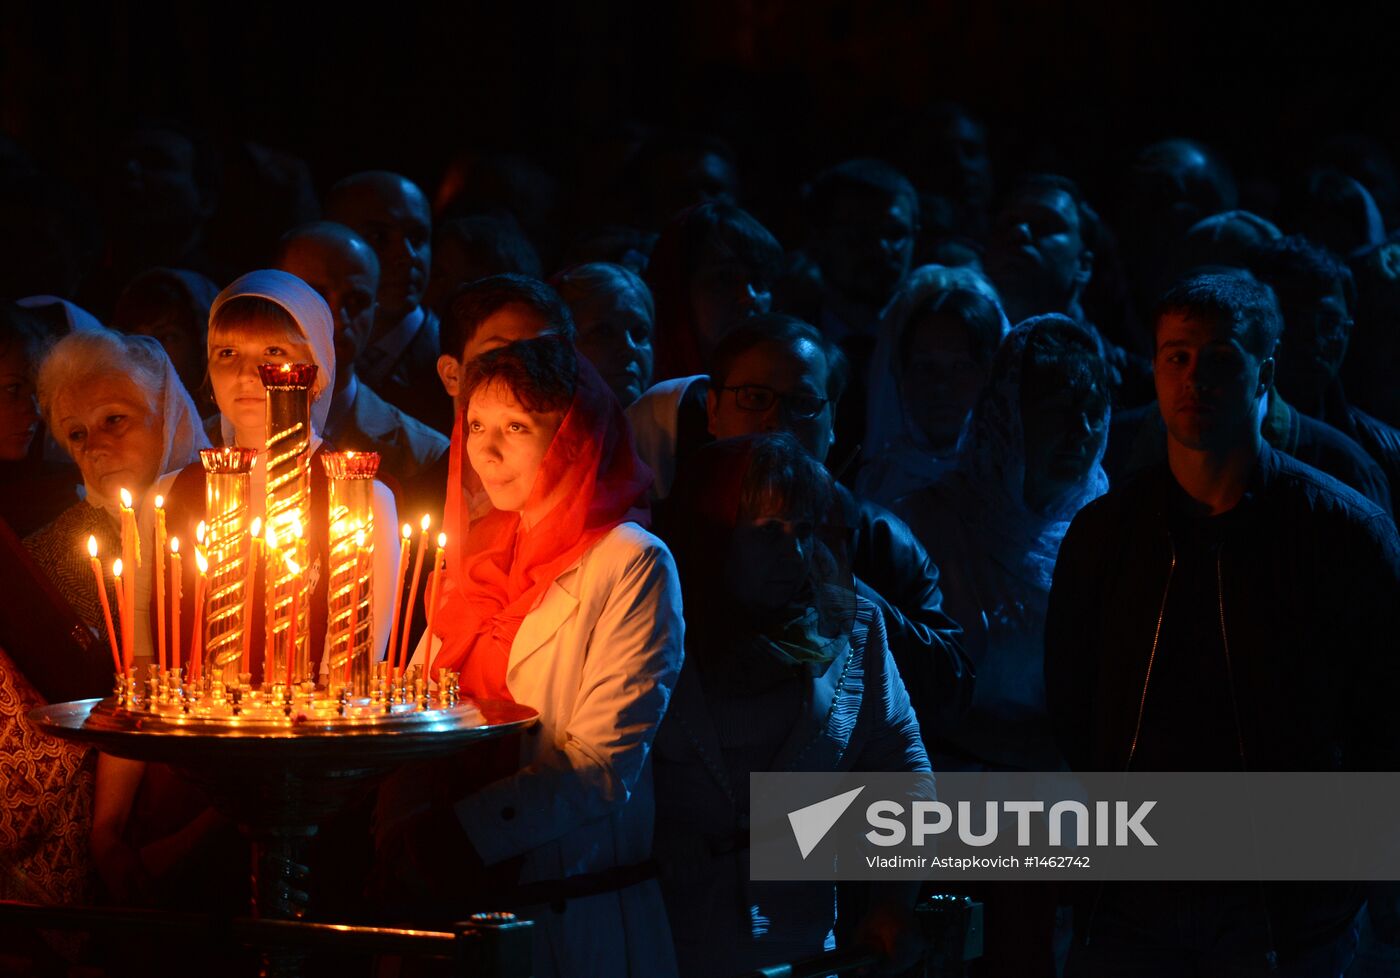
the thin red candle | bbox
[86,537,122,675]
[424,532,447,685]
[111,558,130,677]
[189,550,209,685]
[169,538,182,676]
[397,514,431,672]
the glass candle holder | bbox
[201,447,257,687]
[321,452,379,696]
[259,363,317,687]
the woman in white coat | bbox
[378,335,684,978]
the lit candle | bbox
[386,523,411,670]
[154,496,167,674]
[190,549,209,685]
[284,554,301,688]
[424,532,447,686]
[112,558,130,676]
[86,536,122,675]
[243,516,263,677]
[169,538,182,676]
[397,514,431,672]
[118,488,137,673]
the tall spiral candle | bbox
[259,362,317,687]
[321,451,379,696]
[201,447,257,687]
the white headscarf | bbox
[210,269,336,445]
[859,264,1012,504]
[38,330,209,503]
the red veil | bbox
[432,354,652,699]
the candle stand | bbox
[31,682,537,978]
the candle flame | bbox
[401,522,411,540]
[154,495,164,510]
[285,555,301,575]
[119,487,132,508]
[196,520,206,544]
[170,536,180,554]
[250,515,263,537]
[87,535,98,558]
[195,550,209,574]
[355,529,367,548]
[437,532,447,548]
[420,513,431,532]
[112,558,123,578]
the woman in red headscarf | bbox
[377,335,684,978]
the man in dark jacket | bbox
[628,312,974,742]
[1046,273,1400,976]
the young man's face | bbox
[436,303,553,414]
[1154,311,1272,454]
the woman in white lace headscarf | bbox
[892,314,1109,772]
[858,264,1009,505]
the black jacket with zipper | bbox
[1044,443,1400,951]
[1045,442,1399,775]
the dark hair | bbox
[209,295,299,337]
[435,214,542,281]
[1155,272,1284,359]
[1014,314,1111,401]
[804,158,919,231]
[0,301,49,364]
[441,274,576,363]
[707,313,850,404]
[735,431,835,526]
[649,202,783,287]
[112,271,207,339]
[1006,173,1098,249]
[1250,234,1357,317]
[900,288,1004,367]
[459,334,578,415]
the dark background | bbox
[2,1,1393,236]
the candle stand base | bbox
[31,695,538,978]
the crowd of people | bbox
[1,105,1399,978]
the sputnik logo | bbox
[788,787,864,859]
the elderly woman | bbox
[20,329,211,927]
[25,329,208,668]
[552,261,656,406]
[379,335,682,977]
[651,432,928,977]
[859,264,1010,505]
[893,315,1109,774]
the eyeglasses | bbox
[718,384,831,419]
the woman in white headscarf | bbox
[26,329,208,668]
[892,314,1109,773]
[858,264,1010,505]
[152,269,399,673]
[86,271,400,922]
[20,329,210,926]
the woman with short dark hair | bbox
[652,432,928,977]
[377,334,684,978]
